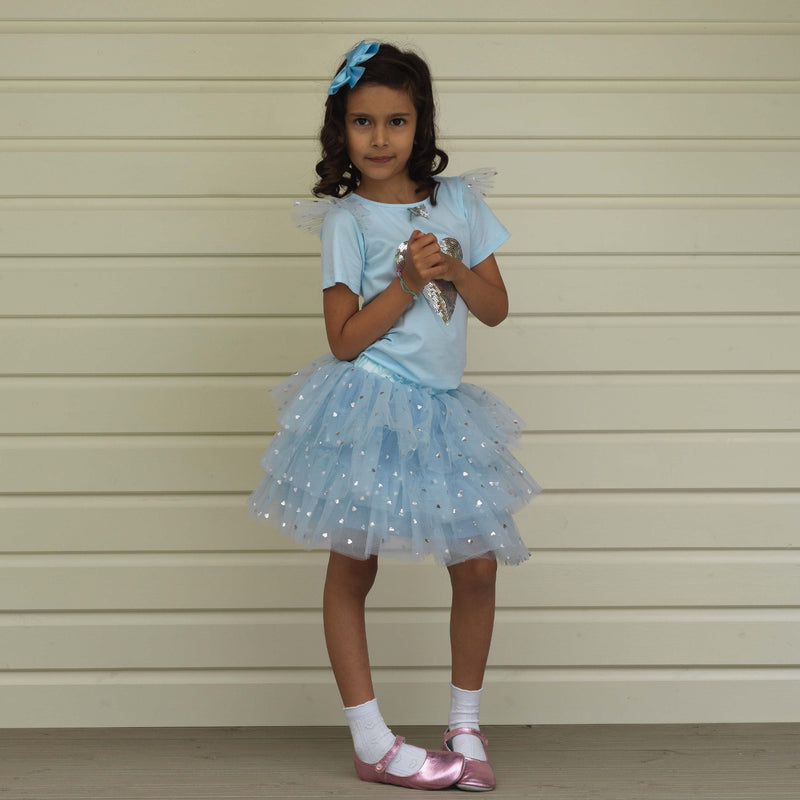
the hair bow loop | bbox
[328,41,380,95]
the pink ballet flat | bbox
[442,727,496,791]
[353,734,465,790]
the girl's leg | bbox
[322,550,378,707]
[445,555,497,764]
[447,555,497,689]
[324,549,431,778]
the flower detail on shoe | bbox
[443,727,496,791]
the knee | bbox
[448,555,497,594]
[327,551,379,598]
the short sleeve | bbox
[458,180,511,268]
[320,204,365,296]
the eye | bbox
[352,117,370,127]
[389,118,406,127]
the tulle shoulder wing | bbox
[290,194,371,236]
[458,167,499,198]
[290,197,335,235]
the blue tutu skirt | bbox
[247,353,542,566]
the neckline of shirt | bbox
[350,193,431,209]
[350,176,448,209]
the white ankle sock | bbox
[448,682,487,761]
[343,697,427,777]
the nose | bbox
[371,124,388,148]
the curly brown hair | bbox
[313,42,449,205]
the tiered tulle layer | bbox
[247,354,542,566]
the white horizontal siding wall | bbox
[1,1,799,727]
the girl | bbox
[248,41,542,791]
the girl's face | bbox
[344,84,418,199]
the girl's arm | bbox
[323,233,508,360]
[401,230,508,327]
[323,230,446,361]
[323,279,413,362]
[419,248,508,327]
[448,253,508,327]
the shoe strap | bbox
[444,726,489,747]
[374,735,405,773]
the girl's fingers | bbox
[408,232,437,252]
[410,243,442,265]
[404,234,444,289]
[417,259,449,280]
[423,264,448,281]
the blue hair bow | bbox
[328,41,380,95]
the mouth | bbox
[366,156,394,164]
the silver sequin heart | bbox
[395,236,463,324]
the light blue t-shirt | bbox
[319,175,510,391]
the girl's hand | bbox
[435,251,469,284]
[402,230,451,293]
